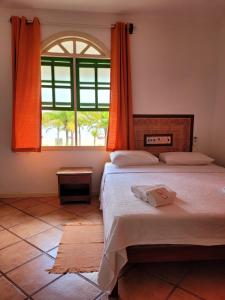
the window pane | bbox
[84,47,101,55]
[55,82,71,87]
[79,68,95,82]
[98,68,110,83]
[61,41,73,53]
[54,66,71,81]
[48,45,64,53]
[98,84,110,88]
[41,88,53,102]
[80,83,95,88]
[76,41,88,54]
[42,103,53,108]
[98,89,110,104]
[42,111,75,146]
[41,66,52,80]
[55,88,71,103]
[42,82,52,86]
[80,89,95,104]
[77,111,109,146]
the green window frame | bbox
[41,57,74,111]
[76,58,110,111]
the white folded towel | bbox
[131,184,176,207]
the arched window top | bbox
[42,31,110,59]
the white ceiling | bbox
[1,0,225,14]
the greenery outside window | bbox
[41,34,110,147]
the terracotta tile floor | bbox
[0,196,225,300]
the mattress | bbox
[98,162,225,292]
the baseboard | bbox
[0,191,99,199]
[0,193,57,198]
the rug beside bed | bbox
[49,222,104,274]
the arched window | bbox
[42,32,110,58]
[41,32,110,147]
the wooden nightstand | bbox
[56,167,93,204]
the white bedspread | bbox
[98,163,225,292]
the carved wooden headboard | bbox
[133,114,194,155]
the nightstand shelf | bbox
[56,167,93,204]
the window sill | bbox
[41,146,107,151]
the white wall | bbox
[0,8,222,196]
[210,19,225,166]
[128,14,220,152]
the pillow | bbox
[110,150,159,167]
[159,152,214,165]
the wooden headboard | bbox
[133,114,194,155]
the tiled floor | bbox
[0,197,225,300]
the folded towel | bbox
[131,184,176,207]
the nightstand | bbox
[56,167,93,204]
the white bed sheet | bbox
[98,163,225,292]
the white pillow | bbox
[159,152,214,165]
[110,150,159,167]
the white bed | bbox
[97,162,225,293]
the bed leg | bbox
[109,281,118,298]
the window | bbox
[76,59,110,111]
[41,57,74,110]
[41,33,110,147]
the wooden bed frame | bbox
[110,244,225,297]
[108,114,225,297]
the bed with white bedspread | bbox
[97,162,225,292]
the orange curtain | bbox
[11,16,41,152]
[106,22,135,151]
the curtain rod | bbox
[9,18,134,33]
[39,21,114,29]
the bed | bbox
[97,162,225,294]
[97,114,225,296]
